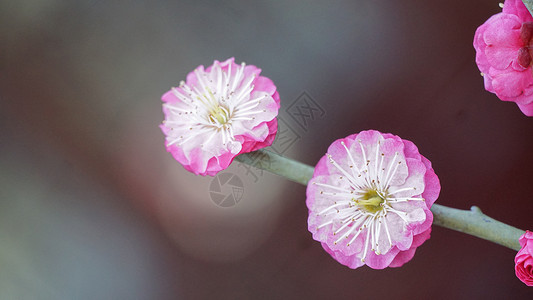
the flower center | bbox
[354,189,385,214]
[208,104,231,125]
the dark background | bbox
[1,0,533,299]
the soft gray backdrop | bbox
[1,0,533,299]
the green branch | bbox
[236,149,525,251]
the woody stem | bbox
[236,149,525,251]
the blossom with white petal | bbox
[306,130,440,269]
[160,58,280,176]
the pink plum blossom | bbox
[473,0,533,116]
[515,230,533,286]
[160,58,280,176]
[306,130,440,269]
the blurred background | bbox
[1,0,533,298]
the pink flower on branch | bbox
[473,0,533,116]
[306,130,440,269]
[515,230,533,286]
[160,58,280,176]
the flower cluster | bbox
[160,58,280,176]
[474,0,533,116]
[306,130,440,269]
[159,38,528,281]
[515,230,533,286]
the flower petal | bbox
[483,14,523,70]
[503,0,533,22]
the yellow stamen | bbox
[209,105,230,124]
[356,196,383,207]
[354,190,385,213]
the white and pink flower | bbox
[160,58,280,176]
[306,130,440,269]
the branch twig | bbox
[236,149,525,251]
